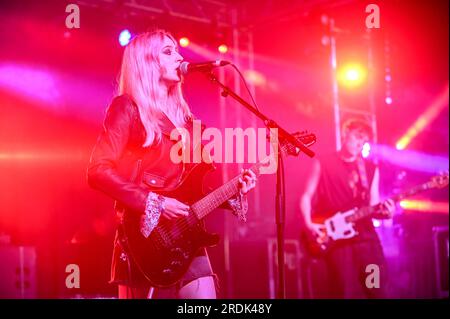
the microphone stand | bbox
[205,71,315,299]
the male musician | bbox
[299,118,395,298]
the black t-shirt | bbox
[312,152,379,242]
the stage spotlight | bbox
[395,141,404,150]
[179,37,190,47]
[218,44,228,54]
[338,64,367,88]
[346,69,359,81]
[400,200,449,213]
[362,142,371,158]
[370,144,448,173]
[119,29,132,46]
[243,70,267,87]
[385,96,392,104]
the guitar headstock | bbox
[282,131,317,156]
[428,171,449,189]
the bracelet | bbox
[228,192,248,222]
[140,192,165,238]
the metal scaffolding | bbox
[322,15,380,151]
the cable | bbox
[230,63,261,112]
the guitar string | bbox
[344,182,436,223]
[139,139,314,259]
[159,161,270,241]
[150,141,295,243]
[165,173,448,247]
[164,177,240,241]
[158,175,242,242]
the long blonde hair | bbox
[118,30,192,147]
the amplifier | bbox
[433,226,449,298]
[229,239,304,298]
[0,246,37,298]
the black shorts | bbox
[109,230,216,292]
[150,255,217,298]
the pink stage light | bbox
[385,96,392,104]
[0,63,61,105]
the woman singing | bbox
[87,30,257,299]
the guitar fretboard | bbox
[345,182,432,223]
[191,162,264,220]
[189,133,315,221]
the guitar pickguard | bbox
[324,209,358,241]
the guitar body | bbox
[119,131,319,287]
[301,171,449,258]
[300,230,328,258]
[121,162,220,287]
[300,209,358,258]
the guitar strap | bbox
[356,157,370,202]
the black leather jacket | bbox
[87,94,244,286]
[87,94,200,215]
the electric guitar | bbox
[302,172,449,257]
[121,131,316,287]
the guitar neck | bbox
[346,181,433,223]
[191,161,264,220]
[190,132,316,221]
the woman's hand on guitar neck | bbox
[238,168,257,195]
[161,197,190,221]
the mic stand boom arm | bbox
[207,72,315,157]
[206,71,315,299]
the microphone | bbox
[179,60,230,75]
